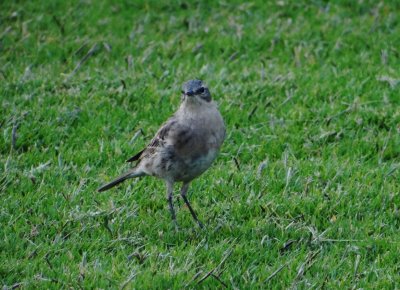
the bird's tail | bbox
[97,170,145,192]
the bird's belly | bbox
[149,149,218,182]
[178,150,218,181]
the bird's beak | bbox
[185,91,195,97]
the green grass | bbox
[1,0,400,288]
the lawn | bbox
[1,0,400,288]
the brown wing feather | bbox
[126,149,144,162]
[126,117,177,163]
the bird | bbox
[98,79,226,228]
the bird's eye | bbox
[181,90,185,94]
[197,87,205,94]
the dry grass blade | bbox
[290,249,321,289]
[120,271,138,290]
[233,157,241,171]
[197,249,233,285]
[264,262,289,283]
[67,43,100,81]
[11,120,19,150]
[211,273,228,288]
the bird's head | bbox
[181,79,211,104]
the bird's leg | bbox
[180,182,204,228]
[166,181,178,230]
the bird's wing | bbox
[126,116,179,162]
[126,150,144,162]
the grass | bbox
[1,0,400,288]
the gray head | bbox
[181,79,211,102]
